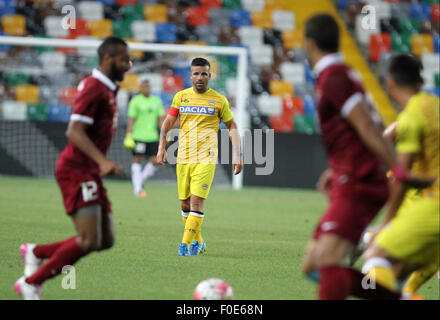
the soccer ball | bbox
[193,278,233,300]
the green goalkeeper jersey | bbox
[128,94,165,143]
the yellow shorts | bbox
[176,163,216,200]
[376,198,439,266]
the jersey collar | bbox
[313,53,344,78]
[92,68,117,91]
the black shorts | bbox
[132,141,159,157]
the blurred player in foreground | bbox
[301,14,433,300]
[14,36,131,299]
[124,78,165,197]
[156,57,243,256]
[362,54,439,298]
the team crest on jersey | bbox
[179,106,215,115]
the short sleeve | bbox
[395,110,425,154]
[71,78,103,124]
[323,70,364,118]
[220,96,234,123]
[128,96,138,118]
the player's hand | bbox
[99,158,123,176]
[232,156,243,175]
[317,168,332,197]
[391,164,436,189]
[157,148,167,166]
[124,133,136,150]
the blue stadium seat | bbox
[425,88,440,97]
[337,0,359,10]
[229,9,251,28]
[156,23,177,43]
[305,64,315,85]
[304,95,317,115]
[410,3,431,21]
[96,0,116,5]
[173,65,191,88]
[0,32,11,51]
[159,92,173,108]
[48,104,71,122]
[0,0,15,16]
[434,35,440,53]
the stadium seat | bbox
[59,87,77,106]
[222,0,242,9]
[238,26,263,47]
[391,2,411,19]
[116,0,137,5]
[0,32,11,51]
[15,85,39,104]
[39,51,66,73]
[399,17,421,34]
[120,73,140,92]
[97,0,116,5]
[411,34,434,56]
[304,95,317,115]
[0,0,15,16]
[186,6,210,26]
[294,114,316,134]
[257,94,282,116]
[123,5,144,23]
[6,71,29,86]
[272,10,295,31]
[39,86,60,105]
[159,92,174,108]
[1,14,26,36]
[195,25,220,43]
[48,104,71,122]
[251,11,273,29]
[226,77,251,97]
[391,32,411,53]
[281,30,303,49]
[209,8,231,27]
[200,0,221,9]
[139,73,163,93]
[113,20,132,38]
[116,89,129,109]
[270,114,294,132]
[421,53,440,74]
[249,44,273,66]
[44,16,69,38]
[280,62,305,85]
[162,75,184,93]
[410,3,431,21]
[230,9,252,28]
[69,19,90,38]
[422,68,436,89]
[78,1,104,21]
[432,4,440,22]
[242,0,265,12]
[265,0,287,11]
[2,100,27,121]
[27,104,48,121]
[355,14,379,45]
[131,21,156,42]
[283,96,304,115]
[369,33,391,63]
[269,80,293,97]
[144,4,168,23]
[434,35,440,53]
[156,23,177,43]
[89,19,113,38]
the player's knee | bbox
[78,236,100,253]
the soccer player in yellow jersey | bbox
[156,57,243,256]
[362,54,439,298]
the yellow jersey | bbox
[396,91,439,201]
[170,87,234,164]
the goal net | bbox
[0,36,249,189]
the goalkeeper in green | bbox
[124,78,165,197]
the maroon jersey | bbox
[314,54,383,180]
[57,69,119,173]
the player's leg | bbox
[177,164,191,256]
[180,198,191,225]
[302,240,320,282]
[403,260,439,294]
[141,143,159,183]
[99,211,115,251]
[131,142,146,197]
[184,195,206,255]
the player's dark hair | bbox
[191,57,210,70]
[388,53,424,88]
[97,36,128,64]
[305,14,339,53]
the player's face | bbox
[190,65,211,93]
[140,82,150,96]
[110,45,131,82]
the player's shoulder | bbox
[77,76,105,95]
[207,88,229,104]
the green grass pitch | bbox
[0,175,438,300]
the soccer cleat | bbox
[199,241,207,255]
[190,241,201,256]
[401,293,425,300]
[20,243,42,278]
[136,190,147,198]
[14,276,42,300]
[178,243,190,256]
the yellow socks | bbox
[403,262,438,294]
[181,210,189,225]
[362,258,396,290]
[182,212,204,246]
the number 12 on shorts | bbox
[81,181,98,202]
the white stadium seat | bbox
[280,62,305,85]
[257,94,282,116]
[238,26,263,47]
[241,0,265,12]
[272,10,295,31]
[2,101,27,121]
[131,21,156,42]
[44,16,69,38]
[249,45,273,66]
[78,1,104,21]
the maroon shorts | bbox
[55,167,112,215]
[313,173,389,244]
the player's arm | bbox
[66,121,122,176]
[157,114,178,165]
[346,103,433,188]
[380,153,416,229]
[224,119,243,175]
[124,100,136,149]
